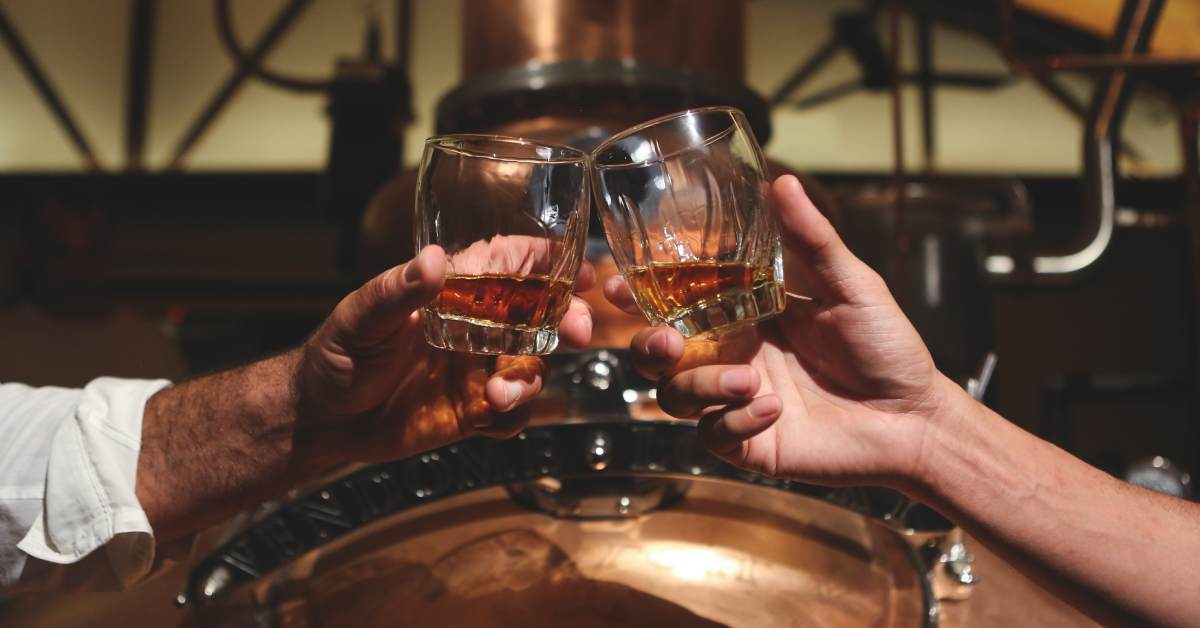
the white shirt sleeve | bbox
[0,377,170,590]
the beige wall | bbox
[0,0,1185,174]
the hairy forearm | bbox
[135,348,320,544]
[914,379,1200,627]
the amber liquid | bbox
[433,273,573,329]
[625,261,775,321]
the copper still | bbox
[439,0,768,148]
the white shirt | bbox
[0,377,168,590]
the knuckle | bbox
[657,378,699,417]
[373,267,400,301]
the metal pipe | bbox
[785,71,1010,110]
[769,37,843,106]
[395,0,412,70]
[214,0,330,93]
[1030,0,1161,276]
[994,0,1194,83]
[0,3,99,170]
[786,79,864,110]
[1182,101,1200,394]
[917,10,935,171]
[889,2,908,295]
[769,0,883,107]
[987,0,1164,278]
[1041,54,1200,72]
[125,0,156,171]
[1027,58,1145,162]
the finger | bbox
[574,260,596,293]
[484,356,546,414]
[476,357,544,439]
[658,365,760,418]
[698,394,782,457]
[603,274,642,315]
[673,326,761,373]
[333,245,446,344]
[772,175,887,305]
[628,327,685,380]
[558,296,593,349]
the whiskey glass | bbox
[416,135,590,355]
[591,107,785,338]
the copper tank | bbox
[437,0,768,148]
[460,0,745,81]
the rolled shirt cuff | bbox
[17,377,171,588]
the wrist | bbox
[290,345,354,472]
[905,373,1045,521]
[902,373,986,497]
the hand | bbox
[607,175,964,488]
[296,244,594,465]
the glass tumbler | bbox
[591,107,785,338]
[416,135,590,355]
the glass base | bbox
[423,310,559,355]
[665,281,786,338]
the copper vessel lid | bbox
[181,419,941,627]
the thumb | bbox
[331,245,446,344]
[773,175,885,305]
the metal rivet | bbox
[200,565,231,600]
[587,431,612,470]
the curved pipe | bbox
[1029,82,1119,275]
[987,0,1163,280]
[214,0,332,93]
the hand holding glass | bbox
[592,107,786,338]
[416,135,590,355]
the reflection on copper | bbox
[644,544,747,581]
[227,482,929,628]
[462,0,745,81]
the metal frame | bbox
[167,0,318,169]
[0,3,99,170]
[213,0,330,93]
[124,0,157,171]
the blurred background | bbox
[0,0,1196,486]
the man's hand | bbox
[296,243,595,465]
[138,244,592,544]
[606,175,962,488]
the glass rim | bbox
[424,133,589,164]
[591,106,747,170]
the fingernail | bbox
[402,250,426,286]
[719,368,754,396]
[647,331,670,356]
[581,312,593,337]
[782,174,803,193]
[746,395,781,419]
[502,380,524,410]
